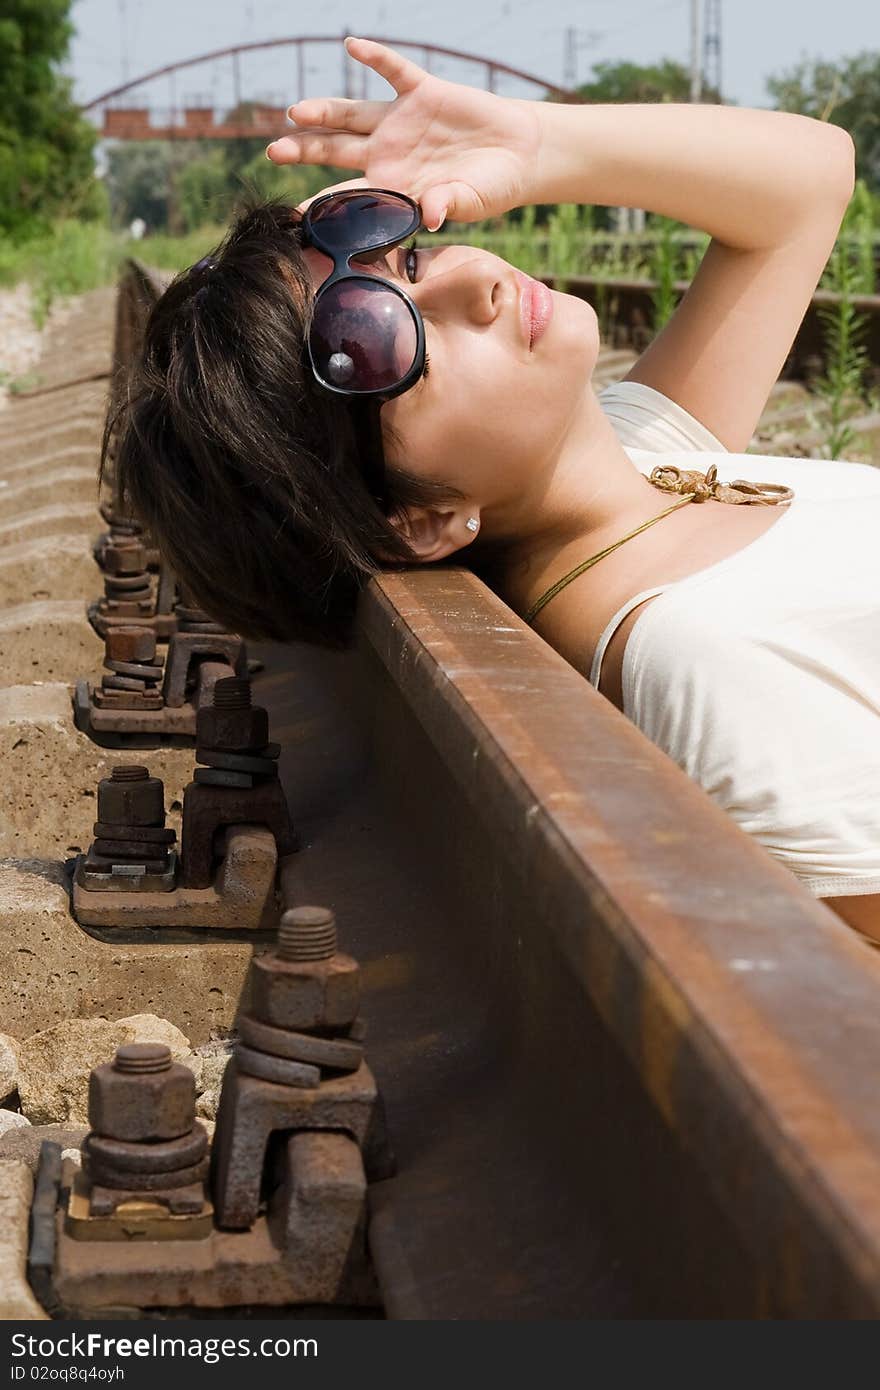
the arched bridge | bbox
[83,35,583,142]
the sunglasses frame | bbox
[300,188,427,403]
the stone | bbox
[194,1038,233,1095]
[0,857,255,1045]
[0,1033,20,1104]
[196,1090,218,1121]
[193,1037,233,1120]
[115,1015,200,1086]
[0,1161,48,1319]
[0,600,100,685]
[0,500,98,548]
[0,1125,88,1173]
[18,1014,199,1125]
[0,466,97,523]
[0,684,191,861]
[0,370,105,429]
[0,1111,30,1135]
[0,435,103,478]
[0,535,96,610]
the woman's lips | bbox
[529,280,553,347]
[514,271,553,350]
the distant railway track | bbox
[544,272,880,387]
[0,262,879,1318]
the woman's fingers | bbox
[343,35,425,96]
[267,131,369,168]
[287,97,388,135]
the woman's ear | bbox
[387,505,468,564]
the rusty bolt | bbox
[278,906,337,961]
[196,677,268,752]
[104,626,157,665]
[104,542,147,576]
[88,1044,195,1142]
[96,765,165,827]
[248,907,360,1031]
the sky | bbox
[67,0,878,116]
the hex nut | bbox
[88,1061,196,1142]
[248,950,360,1031]
[104,543,147,576]
[196,704,269,752]
[96,773,165,827]
[104,626,157,664]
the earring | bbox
[465,516,479,533]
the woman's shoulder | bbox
[598,379,727,453]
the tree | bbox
[0,0,100,237]
[105,142,184,232]
[574,58,723,105]
[175,148,231,234]
[766,51,880,192]
[105,133,353,235]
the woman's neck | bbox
[482,387,679,610]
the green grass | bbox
[0,221,227,328]
[121,225,227,274]
[0,221,122,327]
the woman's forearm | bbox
[523,102,855,250]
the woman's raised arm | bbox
[535,101,854,450]
[532,100,854,251]
[269,36,853,248]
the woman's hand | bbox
[266,36,543,231]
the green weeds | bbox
[545,204,593,292]
[647,215,679,332]
[0,221,122,326]
[813,179,876,459]
[0,220,227,327]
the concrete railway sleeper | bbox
[0,263,879,1318]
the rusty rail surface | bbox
[111,259,170,402]
[326,574,880,1318]
[109,262,880,1319]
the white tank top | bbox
[595,380,880,900]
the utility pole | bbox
[342,26,354,99]
[563,27,604,91]
[703,0,723,102]
[689,0,703,102]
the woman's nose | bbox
[411,257,503,328]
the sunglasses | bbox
[298,188,427,506]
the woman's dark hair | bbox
[103,197,466,649]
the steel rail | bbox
[346,568,880,1318]
[111,262,880,1317]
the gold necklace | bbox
[524,464,795,627]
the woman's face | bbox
[300,240,601,517]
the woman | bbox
[113,37,880,936]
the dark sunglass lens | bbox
[309,192,416,254]
[310,279,418,392]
